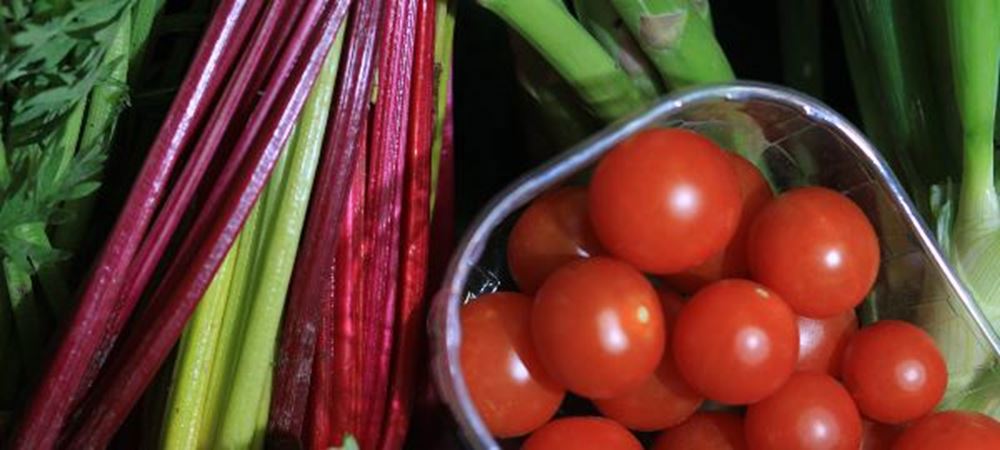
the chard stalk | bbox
[478,0,648,120]
[608,0,734,88]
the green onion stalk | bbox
[479,0,770,166]
[159,34,343,449]
[839,0,1000,415]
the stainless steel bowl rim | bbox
[429,81,1000,449]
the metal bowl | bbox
[429,82,1000,449]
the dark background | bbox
[452,0,859,233]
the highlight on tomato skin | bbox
[796,310,859,377]
[520,416,643,450]
[745,372,862,450]
[651,411,747,450]
[892,411,1000,450]
[506,186,604,294]
[747,186,880,318]
[532,257,666,399]
[588,127,742,274]
[459,292,565,438]
[840,320,947,425]
[592,288,702,431]
[664,152,774,294]
[671,279,799,404]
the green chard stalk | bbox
[608,0,734,88]
[430,0,457,212]
[479,0,649,120]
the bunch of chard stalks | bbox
[0,0,165,429]
[837,0,1000,415]
[4,0,455,448]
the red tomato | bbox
[797,310,858,376]
[588,128,742,274]
[507,186,604,293]
[861,419,903,450]
[841,320,947,424]
[592,342,703,431]
[672,279,798,404]
[521,417,643,450]
[747,186,879,318]
[652,412,747,450]
[893,411,1000,450]
[665,152,773,293]
[532,257,665,398]
[745,372,862,450]
[460,292,565,437]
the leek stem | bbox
[949,0,1000,237]
[573,0,664,99]
[608,0,734,89]
[479,0,648,120]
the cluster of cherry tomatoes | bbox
[460,128,1000,449]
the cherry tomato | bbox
[797,310,858,377]
[893,411,1000,450]
[593,318,703,430]
[588,128,742,274]
[652,412,747,450]
[665,153,773,293]
[657,286,686,320]
[521,417,643,450]
[460,292,565,437]
[672,279,798,404]
[533,257,665,398]
[507,186,605,293]
[747,186,880,318]
[841,320,946,424]
[745,372,862,450]
[861,419,903,450]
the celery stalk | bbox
[160,249,237,449]
[214,35,342,447]
[479,0,648,120]
[608,0,734,88]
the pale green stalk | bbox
[430,0,456,212]
[250,370,272,450]
[194,205,265,447]
[213,35,342,447]
[608,0,734,88]
[479,0,648,120]
[573,0,663,99]
[160,249,237,449]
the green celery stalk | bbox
[193,205,265,447]
[160,249,238,449]
[430,0,457,212]
[608,0,734,88]
[479,0,648,120]
[573,0,664,99]
[213,35,342,447]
